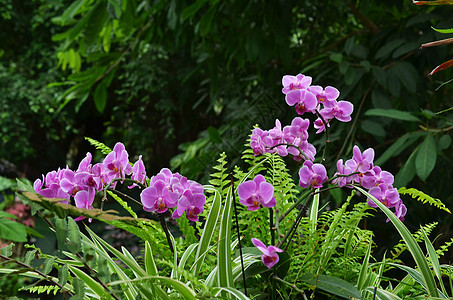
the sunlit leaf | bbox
[429,59,453,75]
[415,133,437,181]
[413,0,453,5]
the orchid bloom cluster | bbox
[33,142,206,223]
[333,146,407,220]
[140,168,206,222]
[243,74,407,267]
[282,74,353,133]
[33,143,145,221]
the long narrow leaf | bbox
[309,189,320,232]
[421,227,448,295]
[145,241,158,276]
[218,184,234,288]
[193,185,221,276]
[68,265,110,298]
[355,186,439,297]
[212,287,250,299]
[357,238,372,290]
[109,275,197,300]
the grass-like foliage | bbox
[399,187,451,214]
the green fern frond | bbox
[436,237,453,258]
[208,152,230,197]
[85,137,112,155]
[399,187,451,214]
[175,215,198,245]
[391,222,438,260]
[20,285,61,296]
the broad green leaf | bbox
[356,187,439,297]
[58,263,69,287]
[415,133,437,181]
[42,257,55,275]
[387,67,401,97]
[392,42,419,58]
[300,273,361,299]
[182,0,208,20]
[375,39,405,60]
[66,217,81,254]
[0,243,14,257]
[394,147,417,187]
[0,212,28,242]
[60,0,86,25]
[199,5,217,36]
[375,132,426,165]
[393,62,418,93]
[438,134,451,151]
[364,109,420,122]
[372,66,387,88]
[330,53,343,63]
[361,120,386,137]
[94,82,107,113]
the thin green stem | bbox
[314,109,330,162]
[107,188,143,207]
[0,254,73,296]
[273,275,309,300]
[230,173,247,296]
[268,143,310,161]
[275,189,311,225]
[158,215,175,256]
[277,194,312,250]
[270,207,275,246]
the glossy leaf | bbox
[415,133,437,181]
[431,26,453,34]
[429,58,453,75]
[413,0,453,5]
[300,273,361,299]
[94,83,107,113]
[394,147,418,187]
[356,186,439,298]
[364,108,420,122]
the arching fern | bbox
[398,187,451,214]
[84,137,112,155]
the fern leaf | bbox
[20,285,61,295]
[175,215,198,245]
[84,137,112,155]
[399,187,451,213]
[391,222,438,260]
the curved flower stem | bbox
[273,275,309,300]
[76,253,121,300]
[107,188,143,207]
[158,215,175,256]
[267,143,311,161]
[0,254,73,297]
[230,173,247,296]
[315,109,330,162]
[103,178,146,201]
[275,189,311,226]
[328,171,360,184]
[280,202,307,251]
